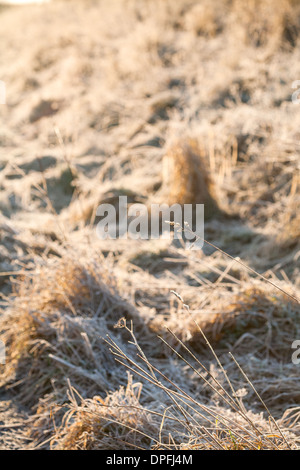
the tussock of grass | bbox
[148,285,300,360]
[232,0,300,50]
[277,200,300,250]
[219,288,300,358]
[161,139,221,219]
[184,1,223,38]
[51,320,300,450]
[51,376,159,450]
[0,251,147,406]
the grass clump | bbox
[148,284,300,361]
[0,251,147,407]
[232,0,300,50]
[51,375,160,450]
[51,319,299,450]
[184,1,223,38]
[161,139,221,220]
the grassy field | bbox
[0,0,299,450]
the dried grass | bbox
[1,0,300,451]
[184,1,223,38]
[161,139,221,219]
[232,0,300,50]
[148,285,300,360]
[51,375,161,450]
[0,251,148,406]
[277,186,300,250]
[51,318,300,450]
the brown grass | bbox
[0,0,300,451]
[184,1,223,38]
[51,376,160,450]
[148,285,300,360]
[232,0,300,50]
[160,139,221,219]
[51,318,300,450]
[0,251,148,406]
[277,176,300,249]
